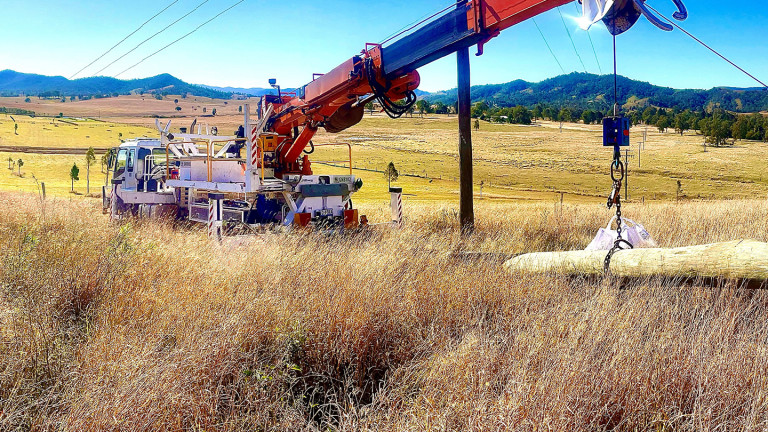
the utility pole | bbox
[624,148,633,200]
[457,44,474,233]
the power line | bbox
[69,0,178,79]
[115,0,245,78]
[532,18,565,74]
[586,30,602,74]
[572,0,602,74]
[646,3,767,89]
[93,0,211,76]
[557,7,587,73]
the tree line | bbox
[469,101,768,146]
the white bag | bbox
[585,216,657,251]
[579,0,615,30]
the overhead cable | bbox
[646,3,767,89]
[532,18,566,74]
[574,2,603,75]
[94,0,211,76]
[69,0,178,79]
[115,0,245,78]
[558,7,587,73]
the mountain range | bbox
[423,72,768,113]
[1,69,766,113]
[0,70,230,99]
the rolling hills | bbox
[0,70,230,99]
[423,72,768,113]
[3,69,767,113]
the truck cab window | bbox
[115,149,128,177]
[127,149,135,172]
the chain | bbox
[604,156,633,273]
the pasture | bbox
[2,96,768,207]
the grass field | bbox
[3,101,768,205]
[2,193,768,430]
[2,97,768,430]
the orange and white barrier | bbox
[390,187,403,227]
[207,193,224,241]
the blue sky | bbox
[1,0,766,92]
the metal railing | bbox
[165,138,245,182]
[310,142,353,175]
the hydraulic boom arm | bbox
[261,0,672,177]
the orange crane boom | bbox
[262,0,573,176]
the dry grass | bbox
[2,191,768,430]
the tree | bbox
[211,108,217,116]
[700,109,733,147]
[17,159,23,176]
[384,161,399,189]
[24,97,31,103]
[7,156,12,170]
[102,148,116,185]
[674,111,691,136]
[532,104,543,121]
[510,106,532,125]
[85,147,96,194]
[415,100,429,117]
[238,105,243,113]
[70,163,80,192]
[473,119,480,130]
[175,106,182,112]
[656,116,670,133]
[365,102,374,115]
[471,101,489,119]
[202,107,207,113]
[557,108,572,132]
[14,123,18,135]
[174,99,179,104]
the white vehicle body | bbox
[105,105,367,232]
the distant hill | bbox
[423,72,768,113]
[0,70,231,99]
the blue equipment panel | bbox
[603,116,630,147]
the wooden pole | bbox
[457,46,474,233]
[504,240,768,281]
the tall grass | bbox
[2,192,768,431]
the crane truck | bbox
[103,0,688,236]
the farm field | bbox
[2,95,768,206]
